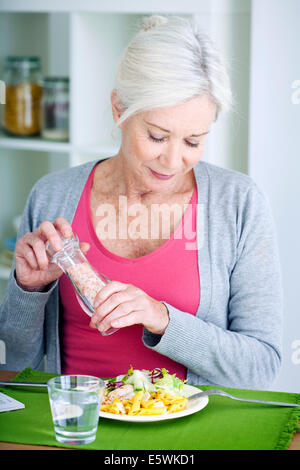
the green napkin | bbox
[0,367,299,450]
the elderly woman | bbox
[0,16,282,389]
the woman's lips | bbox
[149,168,175,180]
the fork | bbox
[188,388,300,407]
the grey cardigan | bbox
[0,159,283,389]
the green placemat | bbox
[0,368,300,450]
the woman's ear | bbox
[111,89,124,124]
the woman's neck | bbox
[94,154,195,203]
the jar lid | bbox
[45,234,79,263]
[44,77,69,82]
[43,77,69,90]
[5,56,41,69]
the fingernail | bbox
[55,241,62,251]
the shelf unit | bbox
[0,0,251,288]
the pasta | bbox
[101,390,187,416]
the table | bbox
[0,370,299,450]
[0,370,64,450]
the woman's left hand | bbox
[89,281,170,335]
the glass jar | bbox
[2,56,43,136]
[45,234,119,336]
[41,77,69,141]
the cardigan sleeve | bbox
[0,182,58,371]
[143,184,283,389]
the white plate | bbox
[99,384,208,422]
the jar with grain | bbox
[2,56,43,136]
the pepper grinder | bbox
[45,234,119,336]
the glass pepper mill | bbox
[45,234,119,336]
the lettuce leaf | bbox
[122,368,155,392]
[111,366,186,395]
[154,369,186,394]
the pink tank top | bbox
[59,161,200,380]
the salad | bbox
[101,366,188,416]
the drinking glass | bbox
[47,375,105,445]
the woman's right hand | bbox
[15,217,90,291]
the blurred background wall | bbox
[248,0,300,393]
[0,0,299,392]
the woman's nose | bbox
[159,143,183,173]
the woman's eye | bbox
[148,133,166,143]
[185,141,199,148]
[147,133,199,148]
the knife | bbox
[0,380,47,388]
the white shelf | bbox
[0,124,120,155]
[0,133,120,156]
[0,132,72,153]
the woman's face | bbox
[112,93,217,192]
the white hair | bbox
[112,15,232,131]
